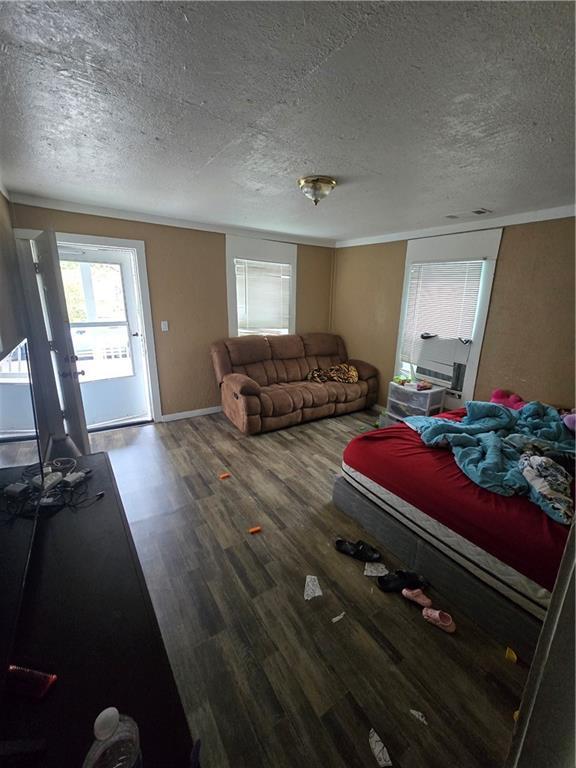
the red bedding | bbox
[343,410,569,592]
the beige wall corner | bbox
[295,244,334,333]
[330,241,407,405]
[475,217,575,407]
[11,204,228,415]
[0,194,24,357]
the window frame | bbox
[394,229,502,403]
[225,235,297,337]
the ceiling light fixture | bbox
[298,175,337,206]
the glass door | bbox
[57,244,152,429]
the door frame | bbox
[14,230,162,423]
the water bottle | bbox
[82,707,142,768]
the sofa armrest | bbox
[349,359,378,381]
[222,373,261,397]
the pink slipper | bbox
[401,588,432,608]
[422,607,456,633]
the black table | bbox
[1,452,192,766]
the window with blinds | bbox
[400,260,484,364]
[235,258,292,336]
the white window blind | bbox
[401,260,484,363]
[235,258,292,336]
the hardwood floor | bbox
[29,413,531,766]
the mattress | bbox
[342,416,570,618]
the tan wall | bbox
[11,204,333,414]
[330,218,575,408]
[330,241,407,404]
[295,244,334,333]
[0,193,24,357]
[11,203,573,413]
[475,218,575,407]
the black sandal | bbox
[335,538,382,562]
[377,569,430,593]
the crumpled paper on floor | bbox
[364,562,389,577]
[410,709,428,725]
[304,575,323,600]
[369,728,392,766]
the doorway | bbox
[57,241,154,429]
[14,230,162,436]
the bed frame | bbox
[333,474,543,662]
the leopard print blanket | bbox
[306,362,359,384]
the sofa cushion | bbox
[302,403,336,422]
[235,361,272,386]
[287,381,330,408]
[226,335,271,366]
[260,384,303,417]
[301,333,347,372]
[273,358,311,383]
[267,335,305,360]
[301,332,347,359]
[260,381,332,416]
[324,380,368,403]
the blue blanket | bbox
[406,401,574,516]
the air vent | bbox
[445,207,493,219]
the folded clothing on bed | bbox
[405,401,574,523]
[343,413,569,591]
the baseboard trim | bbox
[159,406,223,422]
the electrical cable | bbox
[51,457,77,474]
[3,457,103,522]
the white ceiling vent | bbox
[445,207,493,219]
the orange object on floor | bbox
[248,526,262,535]
[219,472,231,480]
[505,647,518,663]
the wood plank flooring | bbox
[18,412,529,766]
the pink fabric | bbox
[490,388,527,410]
[401,588,432,607]
[422,608,456,632]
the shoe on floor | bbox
[335,538,382,562]
[401,588,432,607]
[396,570,430,589]
[377,569,429,593]
[422,607,456,633]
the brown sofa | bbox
[210,332,378,435]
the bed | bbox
[333,410,570,660]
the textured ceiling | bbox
[0,1,574,241]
